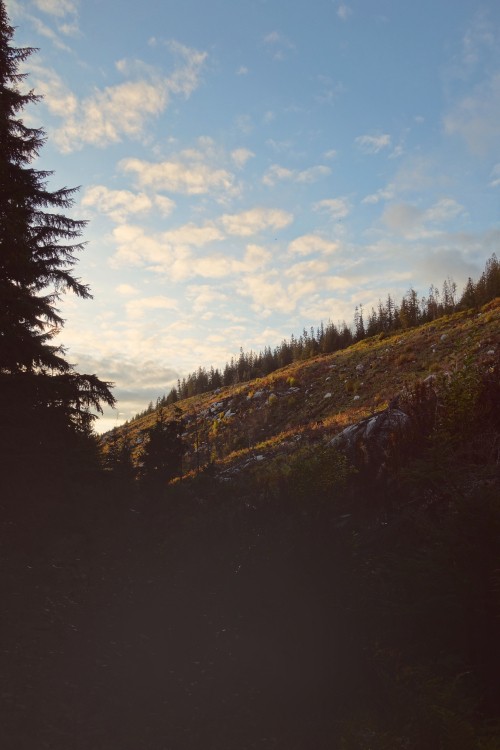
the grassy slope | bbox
[107,299,500,479]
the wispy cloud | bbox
[231,148,255,168]
[126,295,178,320]
[32,43,207,152]
[220,207,293,237]
[382,198,466,238]
[355,133,392,154]
[120,140,236,197]
[82,185,175,223]
[313,197,351,219]
[490,163,500,187]
[288,234,339,256]
[32,0,78,17]
[443,72,500,155]
[262,163,331,186]
[262,30,295,61]
[337,4,352,21]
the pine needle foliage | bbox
[0,1,114,484]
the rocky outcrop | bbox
[329,406,413,482]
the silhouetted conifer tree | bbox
[0,2,114,484]
[139,407,183,494]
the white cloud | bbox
[220,207,293,236]
[262,30,295,61]
[461,11,495,67]
[186,285,228,313]
[337,4,352,21]
[362,185,396,204]
[424,198,465,223]
[262,163,331,186]
[29,62,77,116]
[231,148,255,168]
[288,234,339,256]
[116,284,139,296]
[238,274,297,315]
[285,259,329,279]
[313,197,351,219]
[82,185,175,222]
[443,73,500,155]
[490,163,500,187]
[32,0,77,16]
[242,244,272,271]
[389,145,404,159]
[382,198,465,238]
[126,295,178,319]
[109,221,220,273]
[120,155,235,196]
[324,149,338,160]
[36,43,207,152]
[355,133,392,154]
[236,66,249,75]
[382,204,423,235]
[235,114,254,134]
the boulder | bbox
[329,406,412,482]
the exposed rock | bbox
[329,406,412,482]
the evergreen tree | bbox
[139,407,183,493]
[0,2,114,480]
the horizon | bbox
[6,0,500,432]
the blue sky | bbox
[6,0,500,431]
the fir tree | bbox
[0,2,114,479]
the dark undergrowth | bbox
[1,360,499,749]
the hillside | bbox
[104,298,500,481]
[3,302,499,750]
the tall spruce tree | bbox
[0,2,114,480]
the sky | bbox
[6,0,500,432]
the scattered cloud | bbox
[355,133,392,154]
[32,0,77,17]
[231,148,255,168]
[337,4,352,21]
[82,185,175,222]
[262,30,295,61]
[116,284,139,296]
[238,273,302,315]
[313,197,351,219]
[220,207,293,236]
[490,163,500,187]
[234,114,254,134]
[262,163,331,186]
[186,285,228,314]
[29,62,78,115]
[382,198,465,238]
[362,185,396,204]
[288,234,339,256]
[120,153,235,197]
[389,144,404,159]
[126,295,178,319]
[109,221,223,277]
[315,75,344,104]
[461,10,495,67]
[236,66,249,75]
[443,73,500,155]
[34,43,207,151]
